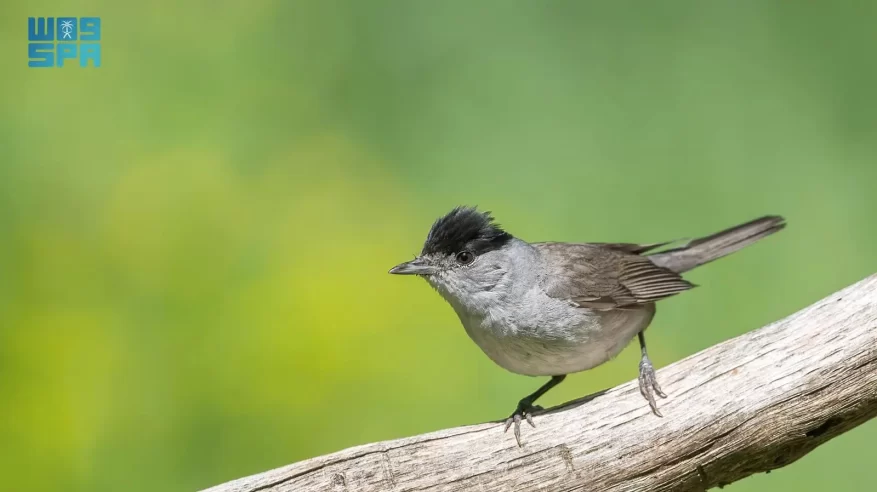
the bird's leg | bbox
[504,374,566,446]
[637,331,667,417]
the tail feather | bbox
[648,216,786,273]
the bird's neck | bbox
[431,240,538,320]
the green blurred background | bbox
[2,1,877,490]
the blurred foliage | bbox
[2,1,877,491]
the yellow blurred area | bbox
[2,1,877,491]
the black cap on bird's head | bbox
[389,206,513,276]
[421,206,512,255]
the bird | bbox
[389,206,785,445]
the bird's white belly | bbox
[456,302,655,376]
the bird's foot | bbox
[639,355,667,417]
[504,401,543,447]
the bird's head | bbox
[389,206,515,303]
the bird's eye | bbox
[455,251,475,265]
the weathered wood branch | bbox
[203,274,877,492]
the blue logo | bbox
[28,17,101,68]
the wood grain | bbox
[203,274,877,492]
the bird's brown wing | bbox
[534,242,695,310]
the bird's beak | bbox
[389,257,437,275]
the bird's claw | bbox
[504,402,542,447]
[639,355,667,417]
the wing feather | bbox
[535,242,695,310]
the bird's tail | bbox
[648,216,786,274]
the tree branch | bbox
[203,274,877,492]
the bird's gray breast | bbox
[454,290,655,376]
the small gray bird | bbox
[389,207,785,445]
